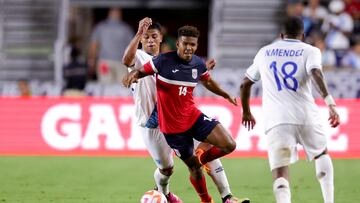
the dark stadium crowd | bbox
[287,0,360,70]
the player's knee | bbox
[223,140,236,154]
[159,166,174,177]
[189,167,203,179]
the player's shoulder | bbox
[136,49,148,56]
[192,54,205,64]
[154,51,176,61]
[301,42,321,54]
[135,49,152,60]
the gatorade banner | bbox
[0,97,358,158]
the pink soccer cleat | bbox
[223,195,250,203]
[166,192,183,203]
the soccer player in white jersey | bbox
[240,17,340,203]
[123,17,245,203]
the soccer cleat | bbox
[223,195,250,203]
[166,192,183,203]
[195,148,211,173]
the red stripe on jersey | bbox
[144,61,155,74]
[156,77,202,134]
[200,71,210,81]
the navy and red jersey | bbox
[143,51,210,134]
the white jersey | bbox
[130,49,157,127]
[246,39,323,131]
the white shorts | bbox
[141,127,174,169]
[266,124,327,170]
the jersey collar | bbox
[282,38,301,42]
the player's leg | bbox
[192,118,250,203]
[195,142,232,197]
[267,124,300,203]
[272,167,291,203]
[315,150,334,203]
[300,125,334,203]
[141,127,182,202]
[196,142,249,203]
[164,133,213,203]
[192,114,236,165]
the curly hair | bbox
[177,25,200,38]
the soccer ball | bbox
[140,190,167,203]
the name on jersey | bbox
[265,49,304,57]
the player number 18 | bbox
[269,61,298,91]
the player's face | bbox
[176,36,198,61]
[141,29,162,55]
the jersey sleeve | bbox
[305,47,322,74]
[143,54,161,75]
[134,50,152,70]
[199,62,210,81]
[245,50,261,82]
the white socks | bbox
[205,159,231,198]
[273,177,291,203]
[315,154,334,203]
[154,168,170,195]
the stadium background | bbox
[0,0,359,202]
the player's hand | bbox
[242,112,256,131]
[137,17,152,35]
[205,58,216,70]
[225,95,238,106]
[328,105,340,128]
[122,70,139,88]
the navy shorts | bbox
[163,113,219,160]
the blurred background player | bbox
[240,17,340,203]
[63,47,87,97]
[122,17,247,203]
[88,7,134,84]
[123,21,250,203]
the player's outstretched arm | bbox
[201,77,237,106]
[122,17,152,66]
[122,70,146,88]
[311,68,340,128]
[240,77,256,130]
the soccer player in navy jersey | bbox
[123,17,249,203]
[123,19,250,203]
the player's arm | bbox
[122,17,152,66]
[201,76,237,106]
[240,77,256,130]
[311,68,340,128]
[123,53,159,88]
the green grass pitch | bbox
[0,157,359,203]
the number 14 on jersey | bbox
[179,86,187,96]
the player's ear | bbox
[301,33,305,41]
[176,40,179,49]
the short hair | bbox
[177,25,200,38]
[148,22,162,32]
[283,17,304,37]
